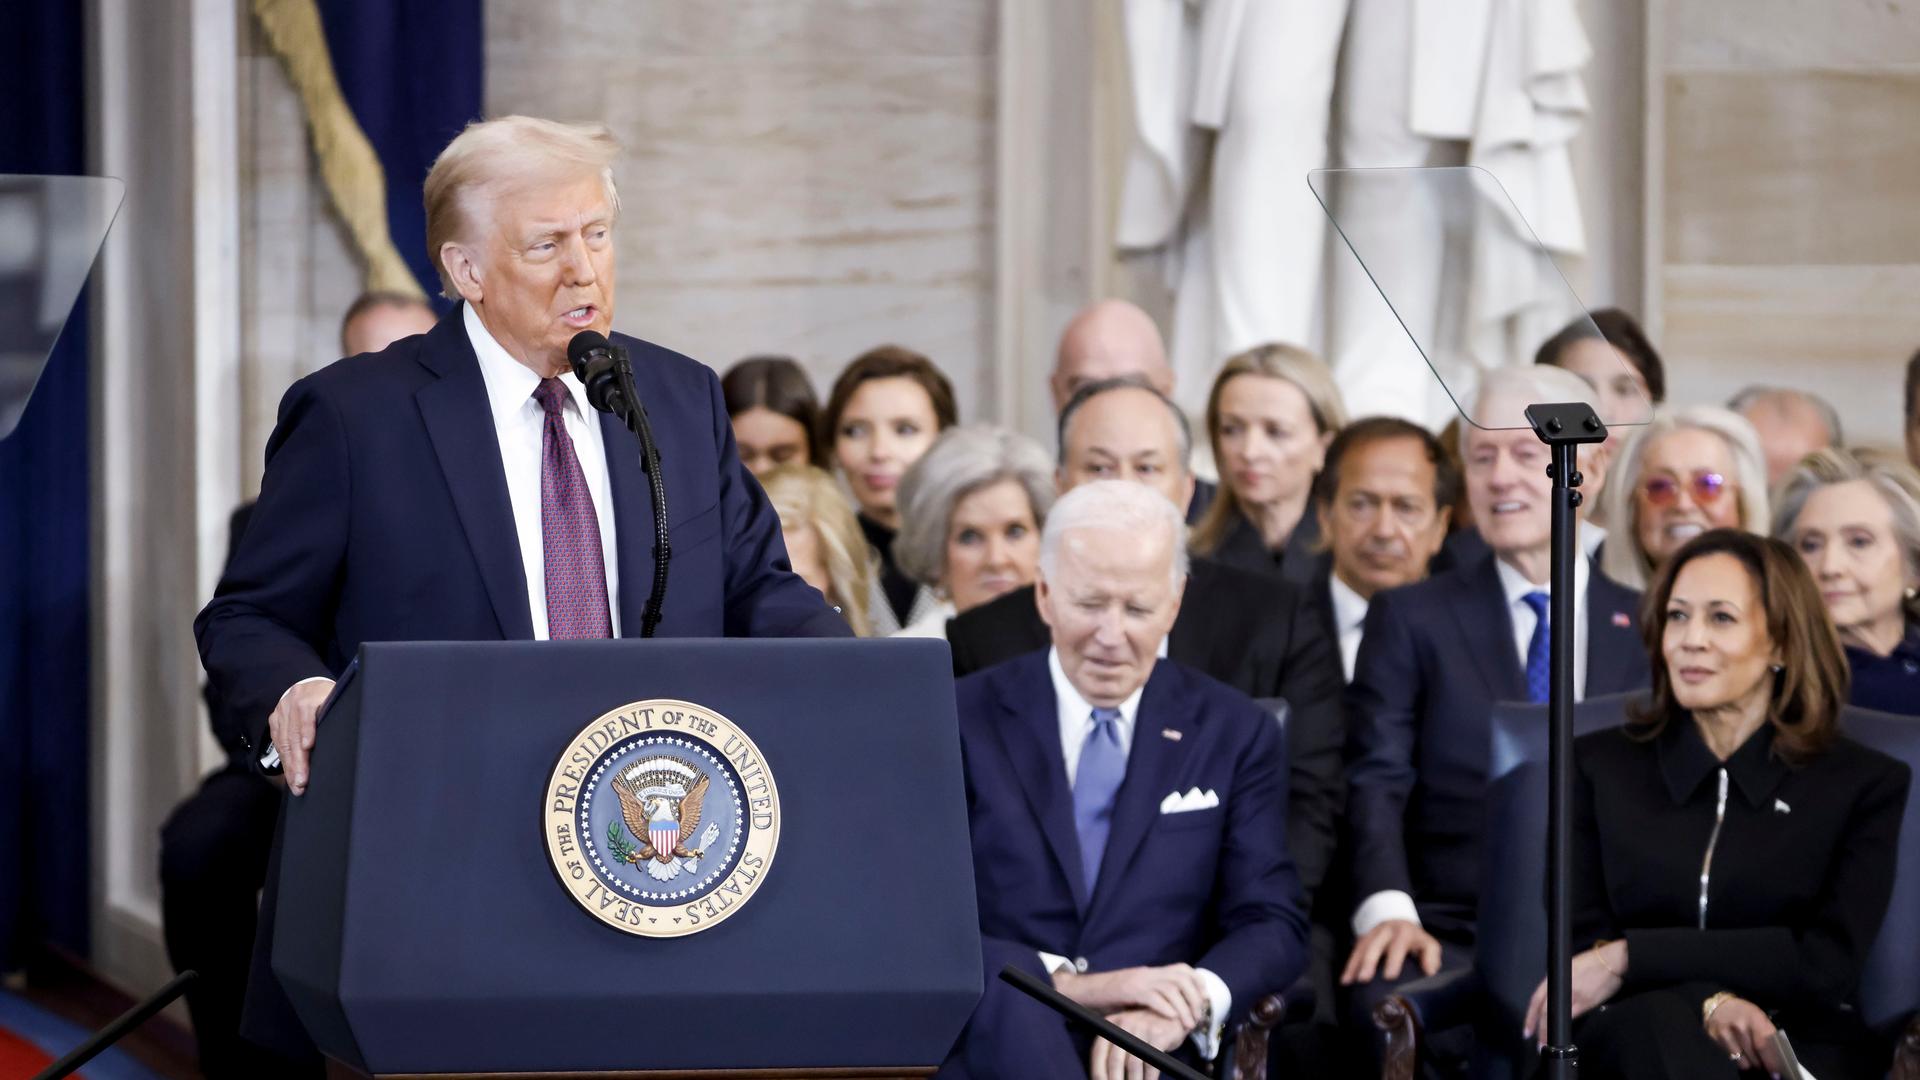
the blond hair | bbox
[1192,344,1349,556]
[1598,405,1771,590]
[422,116,622,298]
[759,464,876,636]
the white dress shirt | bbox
[1327,573,1371,683]
[1351,552,1594,937]
[1036,647,1232,1059]
[465,302,621,639]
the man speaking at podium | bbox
[193,115,847,1062]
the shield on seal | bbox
[650,815,679,860]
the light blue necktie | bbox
[1523,590,1552,704]
[1073,706,1129,893]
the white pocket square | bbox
[1159,787,1220,814]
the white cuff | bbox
[1188,966,1232,1061]
[1351,890,1422,938]
[1037,951,1074,976]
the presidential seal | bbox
[543,699,780,937]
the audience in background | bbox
[1190,344,1349,585]
[1534,307,1666,446]
[759,463,876,636]
[1906,349,1920,471]
[942,480,1307,1078]
[890,426,1055,639]
[946,376,1348,912]
[1532,530,1909,1079]
[822,345,957,634]
[1598,407,1769,591]
[338,290,438,357]
[1774,447,1920,716]
[1050,299,1217,524]
[1341,365,1649,1068]
[722,355,825,477]
[1729,385,1843,490]
[1310,417,1458,682]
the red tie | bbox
[532,378,612,638]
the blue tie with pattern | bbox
[1523,590,1552,704]
[1073,706,1128,893]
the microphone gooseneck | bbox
[566,330,670,638]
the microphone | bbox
[567,330,624,414]
[565,329,670,638]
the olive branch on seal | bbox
[606,819,637,863]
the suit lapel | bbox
[598,410,655,636]
[414,317,534,640]
[1450,554,1525,700]
[989,659,1090,913]
[1085,661,1193,921]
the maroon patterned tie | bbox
[533,378,612,638]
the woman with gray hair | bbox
[1597,406,1770,590]
[889,425,1056,639]
[1774,447,1920,715]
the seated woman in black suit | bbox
[1523,528,1912,1078]
[1774,447,1920,716]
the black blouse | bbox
[1204,508,1323,587]
[1571,718,1910,1015]
[858,513,918,627]
[1846,621,1920,717]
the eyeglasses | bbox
[1640,471,1732,507]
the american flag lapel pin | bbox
[1162,728,1182,741]
[1611,612,1631,628]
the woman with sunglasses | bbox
[1597,407,1771,590]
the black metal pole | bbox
[31,970,196,1080]
[1525,402,1604,1080]
[998,965,1211,1080]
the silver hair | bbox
[1038,479,1190,591]
[1056,376,1193,472]
[1727,384,1845,446]
[1773,447,1920,622]
[1597,404,1772,589]
[892,425,1056,589]
[1456,364,1602,457]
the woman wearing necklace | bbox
[1521,529,1910,1078]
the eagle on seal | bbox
[610,771,709,864]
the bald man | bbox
[1051,300,1216,522]
[1728,385,1841,488]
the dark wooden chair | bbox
[1374,699,1920,1079]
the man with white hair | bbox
[1338,364,1650,1061]
[194,116,847,1063]
[943,481,1306,1079]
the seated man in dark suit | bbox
[1339,366,1651,1045]
[944,480,1308,1078]
[160,292,437,1079]
[948,376,1345,909]
[194,117,847,1062]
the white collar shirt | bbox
[1327,573,1372,683]
[464,302,621,639]
[1493,550,1589,701]
[1049,647,1148,787]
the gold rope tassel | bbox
[250,0,426,298]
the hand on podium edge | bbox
[269,677,335,795]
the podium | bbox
[272,639,982,1077]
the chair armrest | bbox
[1226,992,1288,1080]
[1376,967,1477,1037]
[1893,1012,1920,1080]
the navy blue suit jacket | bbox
[195,307,847,760]
[1344,552,1648,942]
[956,653,1308,1040]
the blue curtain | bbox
[316,0,485,304]
[0,2,92,968]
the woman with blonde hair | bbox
[1190,344,1349,582]
[758,464,877,636]
[1597,406,1770,590]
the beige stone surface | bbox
[1663,69,1920,268]
[1660,263,1917,447]
[487,0,998,414]
[1663,0,1920,70]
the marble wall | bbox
[1649,0,1920,449]
[487,1,1000,420]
